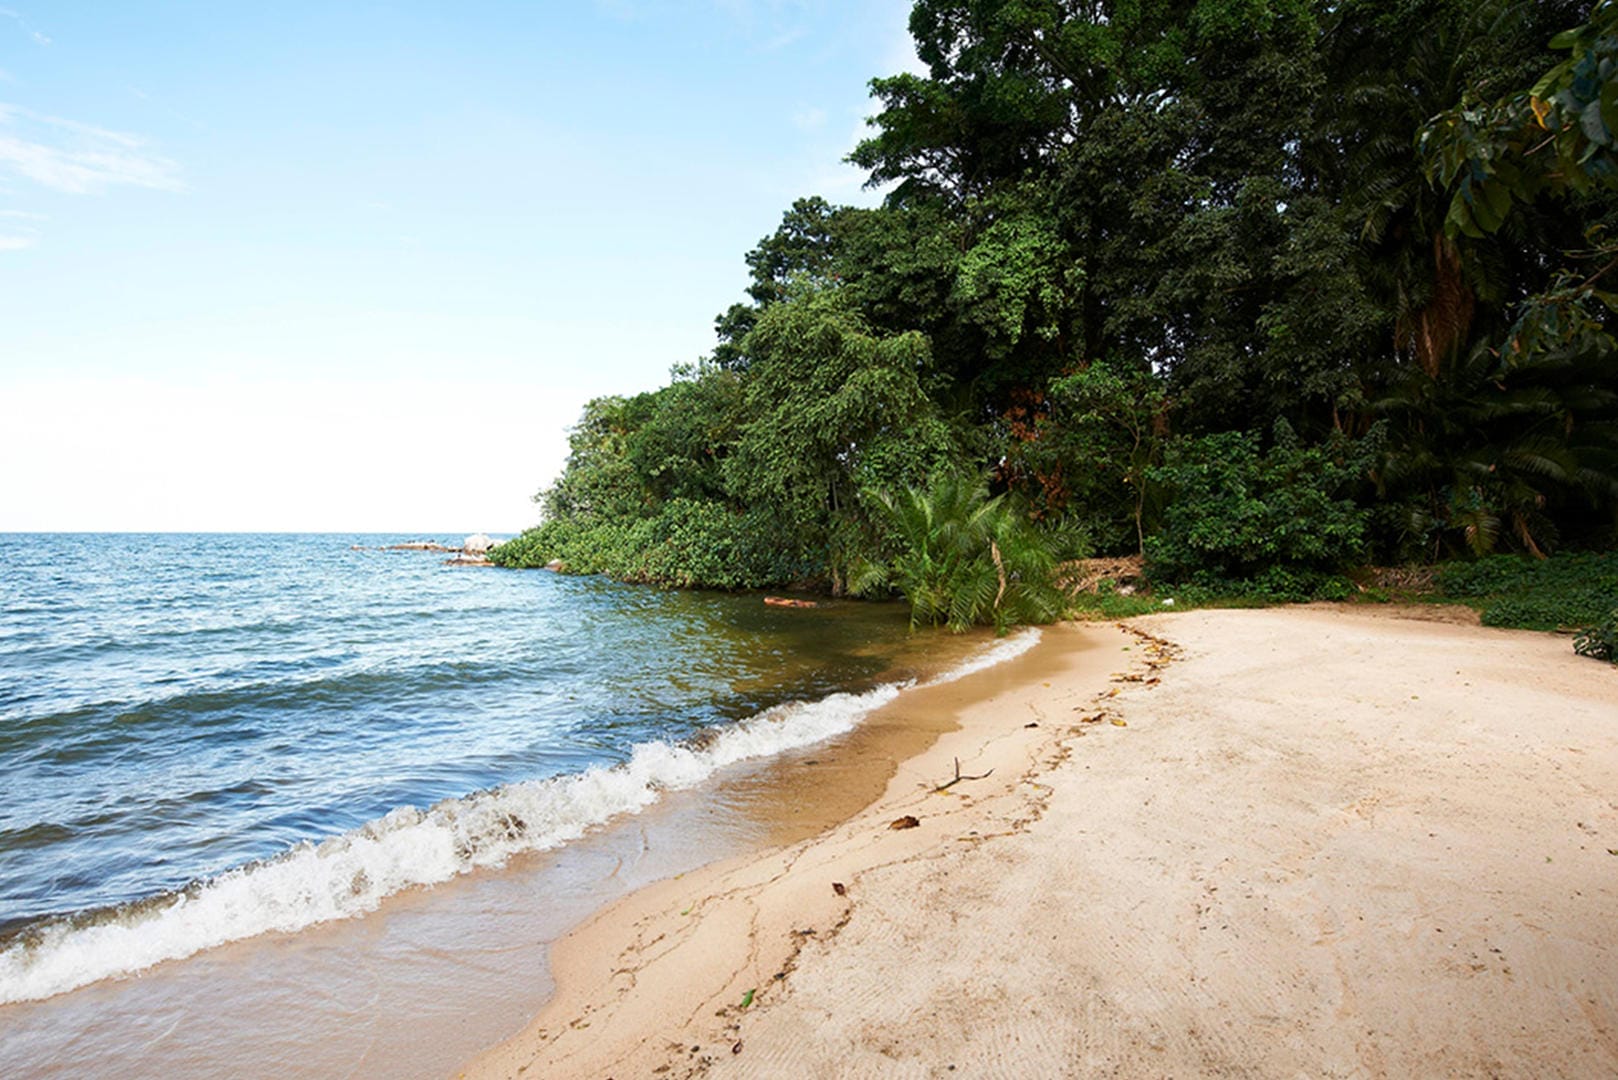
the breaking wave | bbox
[0,628,1038,1004]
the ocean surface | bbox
[0,533,1016,1013]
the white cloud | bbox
[0,6,49,46]
[0,104,183,194]
[0,205,41,248]
[711,0,753,21]
[760,26,807,52]
[792,106,827,131]
[805,0,925,206]
[591,0,642,22]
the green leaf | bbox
[740,989,756,1009]
[1482,177,1513,224]
[1533,59,1575,100]
[1471,185,1502,232]
[1601,79,1618,146]
[1581,98,1610,145]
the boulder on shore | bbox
[463,533,495,555]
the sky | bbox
[0,1,924,532]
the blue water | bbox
[0,533,926,1000]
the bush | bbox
[1171,569,1356,605]
[488,500,817,589]
[1145,420,1376,588]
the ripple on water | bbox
[0,533,932,983]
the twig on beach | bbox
[933,756,994,792]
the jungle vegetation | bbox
[494,0,1618,639]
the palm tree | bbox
[852,474,1067,633]
[1369,338,1618,558]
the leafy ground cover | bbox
[1437,552,1618,632]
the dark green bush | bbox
[488,500,816,589]
[1145,420,1376,588]
[1171,569,1356,605]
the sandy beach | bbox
[462,607,1618,1079]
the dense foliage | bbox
[500,0,1618,632]
[851,475,1070,631]
[1438,550,1618,628]
[1145,421,1379,593]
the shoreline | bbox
[0,609,1028,1079]
[462,606,1618,1078]
[460,620,1140,1077]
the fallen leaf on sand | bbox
[1110,718,1128,727]
[740,989,755,1009]
[732,1041,744,1055]
[890,815,921,830]
[832,882,847,896]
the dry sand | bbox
[462,608,1618,1079]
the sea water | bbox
[0,534,1034,1075]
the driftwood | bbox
[933,757,993,792]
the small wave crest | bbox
[924,626,1040,685]
[0,629,1038,1004]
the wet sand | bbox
[463,609,1618,1078]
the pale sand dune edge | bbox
[462,609,1618,1079]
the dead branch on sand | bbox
[933,757,994,792]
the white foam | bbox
[0,628,1040,1004]
[925,626,1041,684]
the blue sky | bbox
[0,1,920,531]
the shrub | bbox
[1145,420,1376,588]
[487,501,816,589]
[1170,569,1356,605]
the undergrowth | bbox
[1437,552,1618,632]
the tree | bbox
[1038,358,1169,555]
[1422,0,1618,239]
[724,282,960,591]
[1368,339,1618,559]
